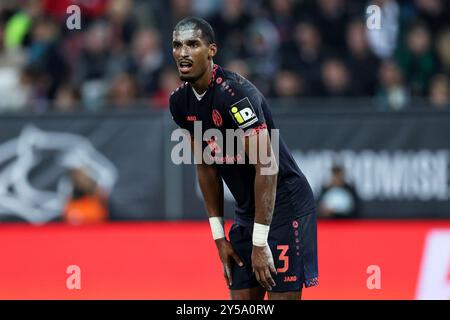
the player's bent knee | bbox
[267,290,302,300]
[230,287,266,300]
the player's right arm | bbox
[170,93,243,288]
[190,138,244,288]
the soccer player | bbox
[170,17,318,300]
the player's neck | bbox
[190,61,214,94]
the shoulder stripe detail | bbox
[170,82,188,96]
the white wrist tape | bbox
[209,217,225,240]
[252,223,270,246]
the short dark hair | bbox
[174,17,216,44]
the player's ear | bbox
[208,43,217,60]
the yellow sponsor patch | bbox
[229,97,258,129]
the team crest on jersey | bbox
[212,109,222,127]
[229,97,258,129]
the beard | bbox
[180,74,202,82]
[179,67,206,83]
[179,74,200,82]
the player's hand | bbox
[215,238,244,287]
[251,245,277,291]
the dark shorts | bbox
[228,211,319,292]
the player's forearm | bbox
[196,163,224,218]
[250,130,278,226]
[197,163,226,242]
[254,168,277,226]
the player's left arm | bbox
[243,128,279,291]
[225,84,279,291]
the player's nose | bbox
[180,45,189,57]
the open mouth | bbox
[179,60,193,74]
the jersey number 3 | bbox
[276,245,289,273]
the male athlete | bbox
[170,17,318,300]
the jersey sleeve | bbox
[169,92,187,130]
[224,81,267,132]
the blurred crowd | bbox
[0,0,449,113]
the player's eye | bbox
[173,43,181,49]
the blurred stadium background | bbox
[0,0,449,299]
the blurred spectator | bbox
[191,0,221,17]
[170,0,192,19]
[413,0,450,36]
[73,21,114,85]
[0,32,28,112]
[151,67,181,109]
[108,73,140,109]
[320,58,352,97]
[317,165,361,219]
[3,11,30,50]
[106,0,137,49]
[128,28,165,96]
[74,22,116,110]
[3,0,41,50]
[0,64,32,112]
[376,59,410,110]
[436,28,450,76]
[271,70,303,98]
[312,0,349,55]
[225,59,251,80]
[63,167,108,225]
[281,21,324,96]
[210,0,252,63]
[429,74,450,109]
[1,0,450,112]
[346,19,380,96]
[132,0,161,29]
[267,0,300,46]
[396,20,435,96]
[54,84,81,113]
[27,17,68,100]
[366,0,400,59]
[244,18,280,94]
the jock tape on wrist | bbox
[209,217,225,240]
[252,223,270,246]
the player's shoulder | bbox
[169,82,189,103]
[215,67,262,106]
[169,81,189,114]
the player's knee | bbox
[230,288,265,300]
[230,291,250,300]
[267,290,302,300]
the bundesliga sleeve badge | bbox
[229,97,259,129]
